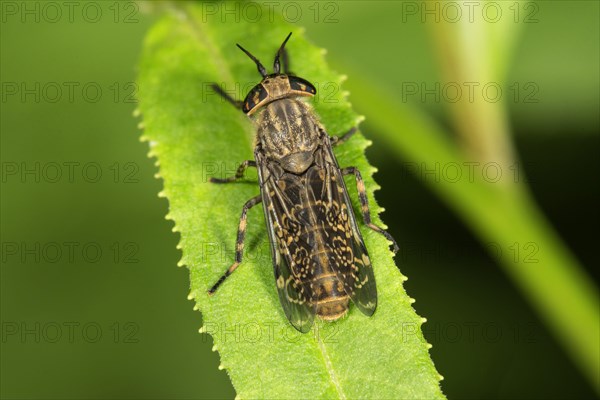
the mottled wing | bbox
[257,154,316,332]
[316,144,378,315]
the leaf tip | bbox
[132,108,141,118]
[137,121,145,130]
[409,297,416,304]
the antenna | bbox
[237,43,268,78]
[273,32,292,74]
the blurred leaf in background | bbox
[334,0,600,393]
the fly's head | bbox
[238,33,316,116]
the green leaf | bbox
[136,3,444,399]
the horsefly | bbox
[208,33,398,332]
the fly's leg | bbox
[208,195,262,294]
[211,83,244,110]
[341,166,399,253]
[210,160,256,184]
[331,127,357,147]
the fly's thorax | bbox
[254,98,323,174]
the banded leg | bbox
[210,160,256,183]
[208,195,262,294]
[341,166,399,253]
[211,83,243,110]
[331,127,357,147]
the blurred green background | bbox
[1,1,598,399]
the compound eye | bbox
[243,83,268,114]
[288,76,316,95]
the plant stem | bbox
[344,74,600,393]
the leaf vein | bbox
[317,336,346,400]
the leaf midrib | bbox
[183,5,253,151]
[318,334,346,399]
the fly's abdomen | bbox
[312,267,349,321]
